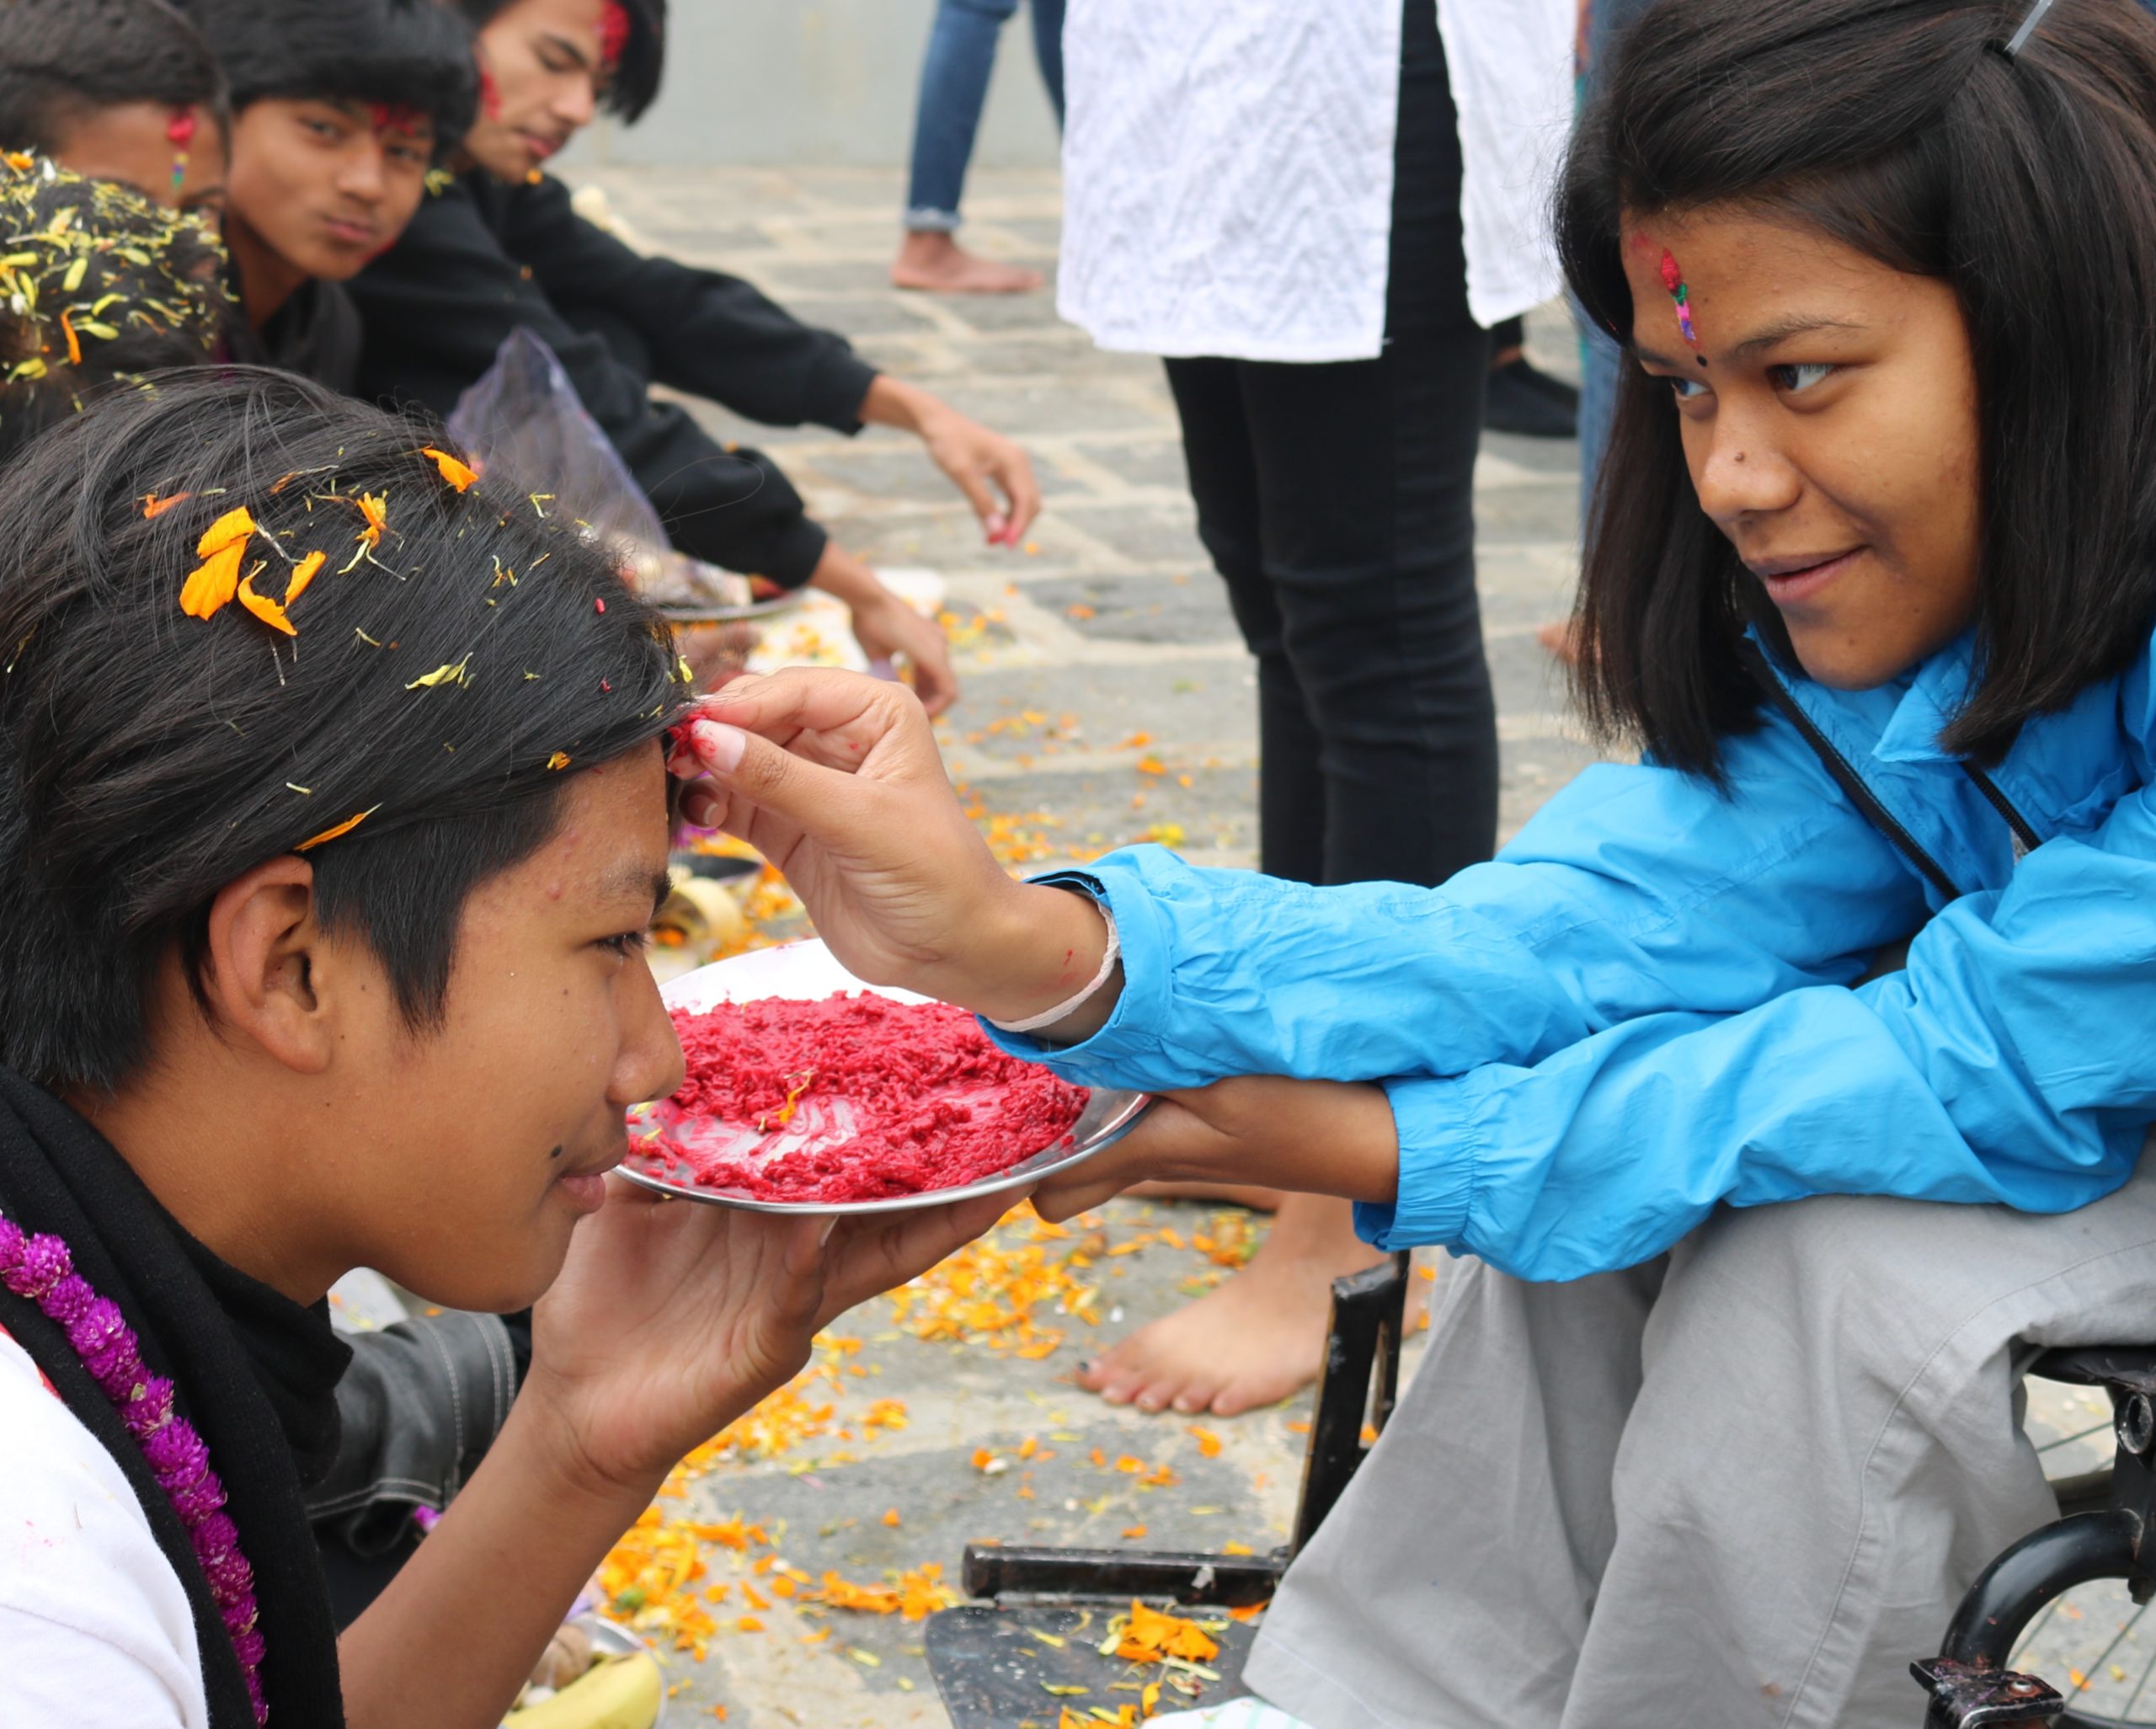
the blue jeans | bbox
[903,0,1065,232]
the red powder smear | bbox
[600,0,632,65]
[632,993,1088,1202]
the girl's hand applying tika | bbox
[670,669,1116,1027]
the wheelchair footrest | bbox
[1912,1657,2066,1726]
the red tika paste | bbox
[635,992,1089,1202]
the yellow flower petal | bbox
[179,541,245,620]
[236,564,296,637]
[284,550,327,606]
[195,505,255,558]
[420,446,478,492]
[296,806,378,851]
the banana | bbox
[503,1649,663,1729]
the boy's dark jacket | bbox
[350,170,878,585]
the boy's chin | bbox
[380,1220,575,1318]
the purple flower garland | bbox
[0,1211,268,1723]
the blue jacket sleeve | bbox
[988,707,1929,1094]
[1358,783,2156,1280]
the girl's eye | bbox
[598,931,649,958]
[1769,361,1834,393]
[1667,374,1710,403]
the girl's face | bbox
[463,0,611,182]
[1621,208,1983,690]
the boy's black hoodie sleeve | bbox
[350,175,878,585]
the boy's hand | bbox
[847,590,959,716]
[1029,1075,1403,1221]
[672,670,1110,1022]
[522,1181,1011,1500]
[859,375,1041,547]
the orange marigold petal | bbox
[179,541,246,620]
[196,505,256,558]
[142,491,192,519]
[421,446,478,492]
[237,566,297,638]
[296,807,376,851]
[284,550,327,606]
[546,750,572,771]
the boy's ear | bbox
[198,856,338,1075]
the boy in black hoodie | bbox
[352,0,1038,714]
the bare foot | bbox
[1536,617,1582,666]
[1077,1196,1385,1416]
[1126,1179,1286,1210]
[891,231,1043,294]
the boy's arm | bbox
[504,175,878,434]
[351,184,830,584]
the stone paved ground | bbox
[542,164,2120,1724]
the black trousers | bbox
[1164,0,1495,890]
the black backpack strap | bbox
[1737,638,1963,901]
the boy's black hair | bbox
[190,0,479,145]
[0,0,226,155]
[0,156,232,464]
[458,0,666,124]
[0,366,691,1093]
[1557,0,2156,776]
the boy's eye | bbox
[1769,360,1834,393]
[597,930,649,958]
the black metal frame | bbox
[1916,1347,2156,1728]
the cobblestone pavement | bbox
[547,164,2112,1725]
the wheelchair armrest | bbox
[2029,1344,2156,1396]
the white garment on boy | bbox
[1058,0,1575,360]
[0,1324,206,1727]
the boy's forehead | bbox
[524,744,670,903]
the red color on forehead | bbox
[166,109,197,147]
[600,0,632,65]
[1659,248,1684,293]
[369,101,424,136]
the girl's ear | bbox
[197,856,336,1075]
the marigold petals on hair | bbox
[296,806,379,851]
[547,750,572,770]
[195,506,255,559]
[179,541,246,620]
[235,564,296,638]
[284,550,326,606]
[420,446,478,492]
[405,656,472,691]
[354,493,389,548]
[141,491,190,519]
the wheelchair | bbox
[1917,1347,2156,1727]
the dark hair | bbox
[0,156,232,463]
[1557,0,2156,776]
[0,0,226,155]
[457,0,667,124]
[0,367,689,1092]
[190,0,479,145]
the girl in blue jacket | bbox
[670,0,2156,1720]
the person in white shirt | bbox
[1052,0,1574,1417]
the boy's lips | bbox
[322,216,378,248]
[556,1144,624,1214]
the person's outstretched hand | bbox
[523,1180,1011,1497]
[916,406,1041,548]
[847,589,959,717]
[671,670,1107,1022]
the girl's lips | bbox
[1755,548,1861,608]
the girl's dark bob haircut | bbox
[1558,0,2156,776]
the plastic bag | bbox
[444,326,750,612]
